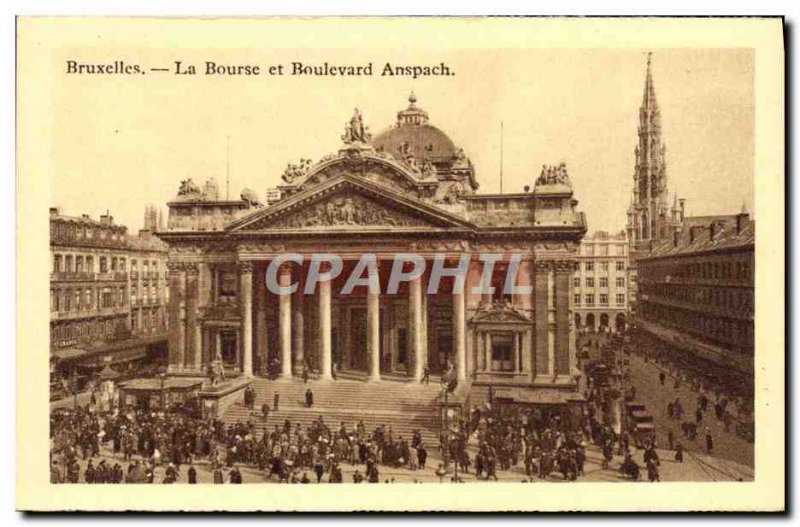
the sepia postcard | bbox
[16,16,784,512]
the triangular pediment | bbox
[470,301,531,324]
[227,175,474,232]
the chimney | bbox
[736,211,750,234]
[49,207,59,216]
[100,214,113,225]
[673,231,679,247]
[689,225,704,244]
[679,199,686,222]
[709,222,716,240]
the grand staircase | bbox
[221,372,444,447]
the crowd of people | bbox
[52,332,719,484]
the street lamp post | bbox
[442,386,449,470]
[159,372,167,411]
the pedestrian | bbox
[314,460,325,483]
[229,465,242,484]
[262,402,270,421]
[705,430,714,454]
[418,444,428,469]
[302,361,309,384]
[659,371,666,386]
[305,388,314,408]
[695,407,703,424]
[421,366,430,384]
[675,443,684,463]
[667,430,674,450]
[213,466,224,484]
[273,392,280,412]
[647,459,660,482]
[188,463,197,484]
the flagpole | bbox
[499,121,504,194]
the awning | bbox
[494,387,582,405]
[97,364,121,380]
[119,377,203,393]
[52,348,88,361]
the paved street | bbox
[581,332,754,474]
[60,433,751,484]
[624,351,754,470]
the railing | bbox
[50,272,96,282]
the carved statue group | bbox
[177,178,201,196]
[537,162,572,187]
[282,158,313,184]
[208,350,226,387]
[274,194,421,228]
[240,187,263,208]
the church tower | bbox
[627,53,676,250]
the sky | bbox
[51,48,754,234]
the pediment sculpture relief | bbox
[265,193,430,229]
[471,298,531,323]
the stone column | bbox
[278,264,293,378]
[239,261,253,377]
[185,264,200,371]
[198,262,212,369]
[554,260,573,376]
[318,270,333,380]
[215,331,222,359]
[484,332,491,371]
[533,260,551,379]
[292,285,305,375]
[254,265,268,375]
[521,328,532,374]
[408,275,423,381]
[367,283,381,381]
[167,262,185,372]
[453,288,467,382]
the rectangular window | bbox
[616,277,625,288]
[616,261,625,271]
[53,254,62,273]
[491,333,514,372]
[599,294,609,306]
[574,294,581,305]
[616,293,626,306]
[599,277,608,288]
[585,277,594,288]
[218,270,238,300]
[585,294,594,306]
[585,262,594,272]
[573,277,580,288]
[600,261,609,272]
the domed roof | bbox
[371,93,459,164]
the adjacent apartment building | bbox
[573,230,630,333]
[49,206,169,391]
[634,210,754,391]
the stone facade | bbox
[157,96,587,405]
[50,207,169,380]
[573,230,630,333]
[635,212,754,383]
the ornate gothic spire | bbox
[629,52,672,247]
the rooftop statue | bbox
[177,178,202,196]
[342,108,371,144]
[240,187,263,208]
[536,162,572,187]
[282,158,313,184]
